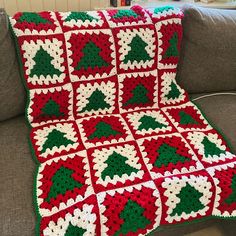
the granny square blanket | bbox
[10,5,236,236]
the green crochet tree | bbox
[41,99,64,117]
[81,89,110,112]
[30,47,61,77]
[171,183,205,216]
[18,12,51,25]
[76,41,109,70]
[41,129,75,153]
[124,35,151,64]
[155,143,190,168]
[124,84,149,106]
[138,115,167,131]
[101,152,138,181]
[202,136,225,158]
[65,224,86,236]
[45,166,82,203]
[65,12,98,22]
[154,6,174,14]
[166,81,181,99]
[112,9,138,19]
[179,111,198,125]
[114,200,151,236]
[88,121,120,140]
[163,32,179,58]
[225,174,236,204]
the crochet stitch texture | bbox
[10,5,236,236]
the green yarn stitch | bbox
[65,12,98,22]
[225,174,236,204]
[166,81,181,99]
[18,12,51,25]
[41,129,75,153]
[138,115,167,131]
[41,99,64,117]
[81,89,111,113]
[112,9,138,19]
[163,32,179,58]
[155,143,190,168]
[124,84,149,106]
[76,41,109,70]
[124,35,151,64]
[88,121,120,140]
[154,6,174,14]
[45,166,83,203]
[30,47,62,77]
[114,199,151,235]
[202,136,226,158]
[171,183,205,216]
[179,111,198,125]
[101,151,139,181]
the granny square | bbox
[123,109,174,139]
[57,10,108,31]
[73,76,119,118]
[118,71,158,113]
[30,121,84,163]
[19,34,69,89]
[138,133,204,178]
[76,114,133,148]
[103,5,152,28]
[87,141,151,192]
[113,25,157,73]
[10,5,236,236]
[65,29,116,82]
[28,83,73,127]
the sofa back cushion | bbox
[177,5,236,93]
[0,9,25,121]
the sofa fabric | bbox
[0,9,25,121]
[0,94,235,236]
[177,5,236,94]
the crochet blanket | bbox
[10,5,236,236]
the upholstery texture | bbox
[0,94,235,236]
[177,5,236,93]
[0,9,25,121]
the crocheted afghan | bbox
[10,5,236,236]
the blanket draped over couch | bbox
[10,5,236,236]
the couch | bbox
[0,4,235,236]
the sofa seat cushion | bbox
[0,93,235,236]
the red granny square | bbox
[65,29,116,82]
[183,130,235,167]
[103,5,152,28]
[86,141,151,193]
[118,72,158,113]
[11,11,62,36]
[30,121,84,163]
[208,161,236,216]
[39,195,100,236]
[156,18,182,69]
[155,170,215,224]
[76,114,133,148]
[18,34,70,89]
[162,102,211,132]
[97,181,161,236]
[138,134,204,178]
[28,84,73,127]
[37,153,94,214]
